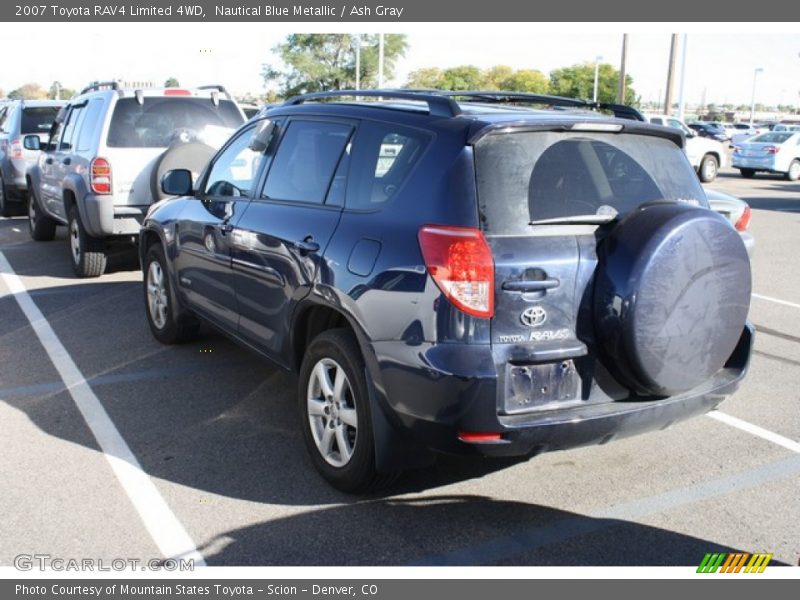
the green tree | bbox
[8,83,47,100]
[164,77,180,87]
[406,67,443,89]
[549,63,637,106]
[263,34,408,98]
[480,65,515,90]
[47,82,75,100]
[500,69,549,93]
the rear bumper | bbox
[732,156,780,171]
[371,323,754,459]
[81,194,147,238]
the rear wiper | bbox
[529,214,618,225]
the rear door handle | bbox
[502,278,560,292]
[45,157,54,165]
[61,158,71,166]
[293,237,320,254]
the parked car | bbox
[646,114,727,182]
[732,131,800,180]
[0,99,64,216]
[688,121,728,143]
[729,123,763,146]
[705,188,754,257]
[25,81,245,276]
[140,90,753,492]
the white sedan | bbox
[732,131,800,180]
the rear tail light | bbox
[9,139,23,160]
[763,146,780,155]
[735,206,752,232]
[90,158,112,195]
[418,225,494,319]
[733,146,742,154]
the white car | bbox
[647,114,727,183]
[732,131,800,181]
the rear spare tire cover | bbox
[150,142,216,201]
[593,202,751,396]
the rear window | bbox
[21,107,60,134]
[106,97,243,148]
[475,131,705,234]
[751,132,792,144]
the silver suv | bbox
[25,81,245,276]
[0,99,64,216]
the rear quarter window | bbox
[475,131,706,235]
[21,106,60,135]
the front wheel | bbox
[28,190,57,241]
[143,244,199,344]
[785,160,800,182]
[298,329,386,493]
[68,206,107,277]
[739,168,756,179]
[698,154,719,183]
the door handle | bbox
[217,223,234,235]
[45,157,54,165]
[62,157,71,165]
[293,237,320,254]
[502,278,560,292]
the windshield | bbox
[750,132,793,144]
[475,131,705,235]
[21,106,60,135]
[106,97,243,148]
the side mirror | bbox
[248,119,276,153]
[161,169,193,196]
[23,135,41,151]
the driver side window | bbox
[204,125,264,198]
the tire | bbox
[27,189,57,241]
[785,159,800,182]
[143,244,199,344]
[593,201,751,397]
[0,177,15,218]
[698,154,719,183]
[68,206,107,278]
[298,328,387,493]
[150,142,216,202]
[739,168,756,179]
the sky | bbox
[1,22,798,107]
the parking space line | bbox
[0,251,206,566]
[752,293,800,310]
[708,411,800,454]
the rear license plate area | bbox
[503,360,580,414]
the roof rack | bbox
[197,85,233,100]
[428,91,646,122]
[283,90,462,118]
[79,81,121,95]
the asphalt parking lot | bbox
[1,165,798,568]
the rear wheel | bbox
[739,168,756,179]
[786,160,800,181]
[143,244,199,344]
[28,190,57,241]
[68,206,107,277]
[298,328,388,493]
[698,154,719,183]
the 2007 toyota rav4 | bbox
[140,91,753,492]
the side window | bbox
[47,118,65,151]
[76,99,103,152]
[345,122,429,210]
[263,121,352,205]
[59,106,83,151]
[203,125,264,198]
[0,107,11,133]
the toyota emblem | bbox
[520,306,547,327]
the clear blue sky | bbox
[1,23,797,107]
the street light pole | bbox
[750,67,763,125]
[378,33,385,89]
[355,35,361,91]
[593,55,602,103]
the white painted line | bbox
[708,411,800,454]
[752,293,800,310]
[0,251,206,566]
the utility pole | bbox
[617,34,628,104]
[677,34,688,121]
[664,33,679,115]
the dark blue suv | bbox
[140,91,753,492]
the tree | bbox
[406,67,443,89]
[48,82,75,100]
[8,83,48,100]
[549,63,638,106]
[164,77,180,87]
[499,69,549,94]
[438,66,483,91]
[263,34,408,98]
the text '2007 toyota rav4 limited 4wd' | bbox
[141,91,754,492]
